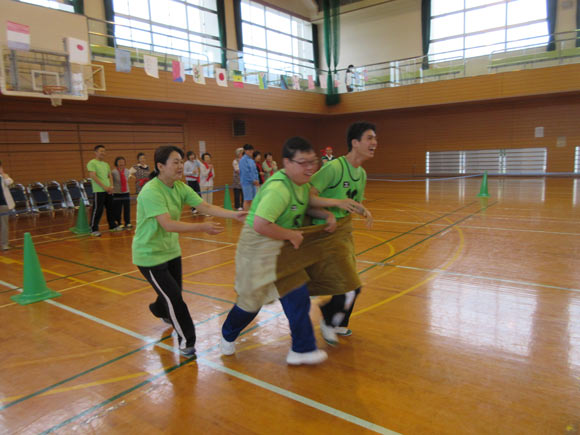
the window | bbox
[112,0,222,64]
[240,0,315,82]
[429,0,549,61]
[17,0,75,12]
[426,148,547,175]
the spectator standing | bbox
[0,160,14,250]
[253,151,265,185]
[321,147,335,165]
[239,144,259,211]
[262,152,278,180]
[87,145,121,236]
[184,151,201,213]
[111,156,133,229]
[199,152,215,206]
[130,152,150,194]
[232,148,244,210]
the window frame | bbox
[428,0,549,62]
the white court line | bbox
[4,279,397,435]
[357,260,580,294]
[182,236,235,245]
[353,218,580,236]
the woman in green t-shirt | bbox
[132,146,245,358]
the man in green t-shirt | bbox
[310,122,376,346]
[87,145,120,236]
[221,137,341,366]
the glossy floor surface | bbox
[1,177,579,434]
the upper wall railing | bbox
[87,18,580,96]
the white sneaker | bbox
[111,226,124,232]
[320,319,338,346]
[336,327,352,336]
[220,336,236,356]
[286,349,328,365]
[90,231,101,237]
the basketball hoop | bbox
[43,85,68,107]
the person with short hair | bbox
[239,144,259,211]
[199,152,214,206]
[130,152,150,194]
[232,148,244,210]
[311,121,376,346]
[184,151,201,213]
[253,150,265,185]
[262,152,278,180]
[321,146,335,165]
[0,160,14,251]
[111,156,133,229]
[133,145,246,358]
[87,145,121,236]
[220,137,338,366]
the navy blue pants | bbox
[222,284,316,353]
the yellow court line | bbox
[182,280,234,287]
[1,347,125,369]
[182,259,235,278]
[0,366,177,403]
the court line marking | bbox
[355,201,477,257]
[0,292,397,434]
[354,218,580,236]
[356,260,580,294]
[8,295,395,435]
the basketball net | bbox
[43,86,67,107]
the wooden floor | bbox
[1,177,579,434]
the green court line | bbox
[0,307,234,411]
[0,270,94,294]
[359,201,498,275]
[355,201,477,257]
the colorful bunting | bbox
[66,37,90,65]
[280,75,288,90]
[307,75,314,90]
[193,65,205,84]
[233,70,243,88]
[143,55,159,78]
[172,60,185,82]
[115,49,131,73]
[215,67,227,87]
[292,75,300,90]
[258,72,268,90]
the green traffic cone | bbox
[11,233,61,305]
[223,184,233,210]
[70,201,91,234]
[477,171,490,198]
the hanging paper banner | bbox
[292,75,300,90]
[319,74,327,89]
[215,67,227,87]
[307,75,314,90]
[280,75,288,90]
[66,37,90,65]
[172,60,185,82]
[193,65,206,84]
[258,72,268,90]
[233,70,243,88]
[6,21,30,51]
[115,49,131,73]
[143,55,159,78]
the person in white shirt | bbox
[0,160,15,250]
[199,152,215,206]
[184,151,201,213]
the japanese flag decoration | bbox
[66,37,90,65]
[215,67,227,87]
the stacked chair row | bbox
[8,179,94,215]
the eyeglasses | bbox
[290,159,319,168]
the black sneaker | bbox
[181,346,197,358]
[149,303,171,325]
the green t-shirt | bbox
[246,170,309,229]
[310,156,367,224]
[132,177,203,267]
[87,159,111,193]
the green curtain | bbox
[233,0,244,52]
[216,0,227,67]
[421,0,431,69]
[323,0,340,106]
[312,23,321,87]
[576,0,580,47]
[73,0,84,15]
[546,0,557,51]
[103,0,115,47]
